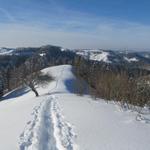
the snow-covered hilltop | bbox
[0,65,78,150]
[0,46,150,65]
[0,48,15,55]
[75,49,111,63]
[73,49,150,64]
[0,65,150,150]
[0,47,37,56]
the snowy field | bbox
[0,65,150,150]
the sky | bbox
[0,0,150,50]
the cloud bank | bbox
[0,0,150,50]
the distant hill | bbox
[72,49,150,66]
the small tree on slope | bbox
[23,71,53,97]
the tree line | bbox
[74,56,150,108]
[0,45,150,108]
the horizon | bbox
[0,0,150,51]
[1,45,150,52]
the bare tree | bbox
[23,71,53,97]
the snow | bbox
[124,56,139,62]
[144,54,150,58]
[61,48,67,51]
[0,48,14,55]
[0,65,78,150]
[39,53,46,57]
[58,95,150,150]
[0,92,43,150]
[76,50,111,63]
[0,65,150,150]
[89,51,111,63]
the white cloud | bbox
[0,24,97,48]
[0,0,150,50]
[0,18,150,50]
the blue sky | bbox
[0,0,150,50]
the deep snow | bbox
[0,65,150,150]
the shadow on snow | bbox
[1,87,30,101]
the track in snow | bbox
[51,95,77,150]
[48,66,65,94]
[18,95,77,150]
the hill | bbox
[0,65,150,150]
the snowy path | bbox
[18,95,77,150]
[1,65,150,150]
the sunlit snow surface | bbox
[0,65,150,150]
[0,48,14,55]
[76,50,112,63]
[124,56,138,62]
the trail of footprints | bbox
[18,96,77,150]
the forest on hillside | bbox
[0,45,150,109]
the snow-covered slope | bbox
[89,51,111,63]
[0,48,14,55]
[124,56,138,62]
[0,65,77,150]
[76,49,112,63]
[0,65,150,150]
[74,49,150,64]
[0,47,37,56]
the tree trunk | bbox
[28,82,39,97]
[32,88,39,97]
